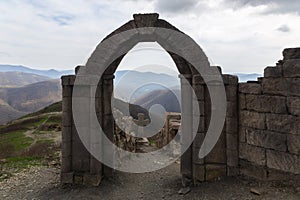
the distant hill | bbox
[0,99,26,125]
[0,80,61,124]
[0,71,51,87]
[114,70,180,102]
[134,89,181,113]
[0,65,73,79]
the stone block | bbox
[62,126,72,142]
[283,59,300,77]
[287,134,300,155]
[239,94,246,110]
[238,83,261,94]
[239,160,267,180]
[133,13,159,27]
[226,86,238,102]
[266,113,300,135]
[61,156,72,173]
[287,97,300,116]
[61,172,74,184]
[72,157,90,172]
[62,112,72,127]
[239,127,246,143]
[246,129,286,151]
[205,164,226,181]
[193,164,205,184]
[245,95,287,114]
[83,174,102,186]
[239,110,266,129]
[61,141,72,157]
[62,85,73,97]
[264,66,282,77]
[205,133,226,164]
[193,132,205,149]
[283,48,300,60]
[226,133,238,151]
[266,150,300,174]
[227,101,238,118]
[226,149,238,167]
[62,97,72,112]
[193,146,204,164]
[227,166,239,176]
[222,74,238,86]
[193,85,204,101]
[262,78,300,97]
[226,117,238,134]
[239,143,266,166]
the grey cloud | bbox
[224,0,300,15]
[154,0,199,13]
[277,24,291,33]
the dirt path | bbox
[0,163,299,200]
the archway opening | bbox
[112,42,182,172]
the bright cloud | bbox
[0,0,299,74]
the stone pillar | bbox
[61,75,75,184]
[192,74,205,184]
[179,74,193,186]
[223,75,239,176]
[102,74,115,176]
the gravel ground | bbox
[0,163,299,200]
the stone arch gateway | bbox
[61,13,239,186]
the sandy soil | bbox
[0,163,299,200]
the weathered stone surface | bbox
[61,172,74,184]
[205,133,226,164]
[222,74,238,85]
[267,150,300,174]
[246,129,286,151]
[266,113,300,135]
[226,86,238,102]
[287,97,300,116]
[239,126,246,142]
[245,95,287,114]
[205,164,226,181]
[283,48,300,60]
[264,66,282,77]
[287,134,300,155]
[239,160,267,180]
[227,101,238,118]
[226,117,238,134]
[239,110,266,129]
[61,156,72,173]
[227,166,239,176]
[239,83,261,94]
[226,133,238,151]
[262,78,300,97]
[193,146,204,164]
[239,143,266,166]
[193,164,205,183]
[133,13,159,27]
[83,174,102,186]
[226,149,238,167]
[239,94,246,110]
[283,59,300,77]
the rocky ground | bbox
[0,163,299,200]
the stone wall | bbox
[238,48,300,179]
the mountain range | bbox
[0,65,73,79]
[0,64,262,125]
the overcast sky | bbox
[0,0,300,74]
